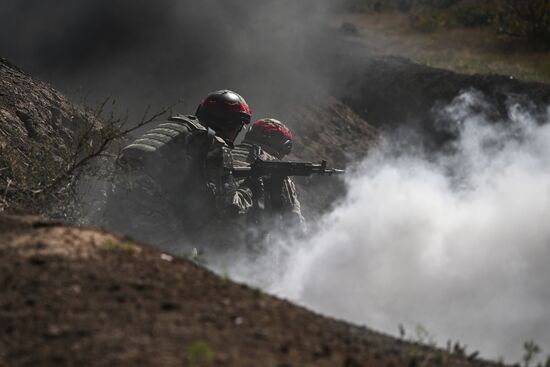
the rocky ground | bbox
[0,214,501,367]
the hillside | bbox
[0,214,499,367]
[0,57,101,213]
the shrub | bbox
[340,0,411,13]
[451,0,495,27]
[0,98,174,215]
[412,10,458,32]
[186,341,214,365]
[495,0,550,46]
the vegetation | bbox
[396,324,550,366]
[341,0,550,48]
[190,247,208,266]
[522,340,542,367]
[101,240,137,253]
[496,0,550,44]
[0,98,173,215]
[335,0,550,83]
[186,341,215,365]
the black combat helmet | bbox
[244,118,293,159]
[196,89,252,142]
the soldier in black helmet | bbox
[233,118,305,233]
[104,90,260,251]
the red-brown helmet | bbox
[244,118,293,159]
[196,89,252,142]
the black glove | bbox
[244,176,264,200]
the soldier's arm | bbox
[232,185,254,215]
[206,143,254,216]
[281,177,306,229]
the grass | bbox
[186,341,214,365]
[398,323,482,365]
[398,323,550,366]
[190,247,208,266]
[333,11,550,84]
[101,240,137,253]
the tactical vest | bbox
[121,115,210,164]
[115,114,233,233]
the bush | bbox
[186,341,214,365]
[496,0,550,46]
[0,99,173,214]
[411,10,458,32]
[416,0,462,9]
[341,0,415,13]
[452,0,494,27]
[342,0,550,48]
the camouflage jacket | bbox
[232,142,305,229]
[104,115,253,249]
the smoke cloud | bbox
[231,91,550,362]
[0,0,337,120]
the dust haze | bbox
[247,91,550,363]
[0,0,337,120]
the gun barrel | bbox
[232,160,345,179]
[324,168,345,176]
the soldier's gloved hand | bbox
[218,174,238,205]
[244,176,264,200]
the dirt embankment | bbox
[0,57,100,212]
[318,33,550,148]
[340,55,550,132]
[0,214,502,367]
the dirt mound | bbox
[0,57,100,212]
[0,214,500,367]
[333,54,550,147]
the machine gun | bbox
[231,159,345,179]
[231,156,345,211]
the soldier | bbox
[104,90,258,251]
[233,118,305,232]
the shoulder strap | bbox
[170,114,230,147]
[169,115,207,132]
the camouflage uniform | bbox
[232,141,305,230]
[104,115,253,250]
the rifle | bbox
[232,157,345,211]
[232,159,345,179]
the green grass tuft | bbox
[101,240,136,253]
[186,341,214,365]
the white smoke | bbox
[241,91,550,362]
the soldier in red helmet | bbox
[105,90,260,251]
[233,118,305,234]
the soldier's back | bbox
[104,115,216,249]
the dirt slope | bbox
[0,214,501,367]
[317,33,550,148]
[0,57,100,212]
[351,58,550,149]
